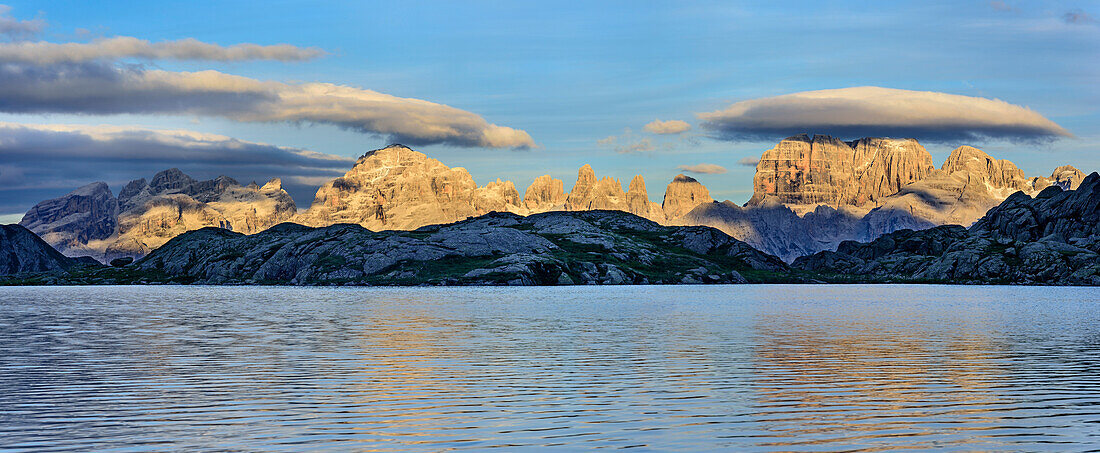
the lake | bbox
[1,285,1099,451]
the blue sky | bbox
[0,0,1097,219]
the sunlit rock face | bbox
[661,174,714,220]
[522,175,567,211]
[564,164,625,211]
[560,165,659,220]
[748,134,935,207]
[20,169,296,262]
[794,172,1100,285]
[1029,165,1086,192]
[941,145,1029,191]
[870,146,1076,228]
[296,144,524,230]
[711,135,1089,261]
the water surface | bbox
[1,285,1099,451]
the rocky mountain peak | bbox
[298,144,517,231]
[19,182,118,248]
[662,174,714,219]
[523,175,566,210]
[942,145,1028,190]
[260,178,283,192]
[357,143,418,162]
[1050,165,1086,190]
[149,168,197,194]
[749,134,934,207]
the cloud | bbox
[677,163,727,174]
[616,138,653,154]
[0,37,324,63]
[1063,10,1096,25]
[596,135,616,145]
[0,5,44,40]
[643,119,691,135]
[0,122,353,213]
[989,1,1015,12]
[697,86,1073,143]
[0,62,536,148]
[737,156,760,167]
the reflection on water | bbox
[1,285,1098,451]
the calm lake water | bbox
[1,285,1099,451]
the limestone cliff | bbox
[296,144,524,230]
[794,173,1100,285]
[662,174,714,220]
[21,169,296,262]
[19,182,118,256]
[522,175,567,211]
[748,134,935,207]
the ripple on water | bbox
[1,284,1099,451]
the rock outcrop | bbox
[123,210,787,285]
[794,173,1100,285]
[0,224,88,275]
[941,145,1029,191]
[297,144,524,230]
[1029,165,1086,192]
[522,175,567,211]
[866,146,1077,228]
[19,182,118,256]
[662,174,714,220]
[673,199,933,262]
[748,134,935,207]
[20,169,296,262]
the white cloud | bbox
[616,138,653,154]
[697,86,1073,142]
[677,163,727,174]
[643,119,691,135]
[0,36,324,63]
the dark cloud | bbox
[0,123,353,214]
[737,156,760,167]
[1063,10,1096,25]
[697,87,1073,143]
[0,63,535,149]
[0,37,324,63]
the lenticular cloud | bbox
[698,86,1072,142]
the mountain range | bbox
[13,136,1088,263]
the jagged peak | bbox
[944,145,992,162]
[357,143,423,161]
[260,178,282,191]
[68,181,112,197]
[780,134,923,150]
[782,133,812,142]
[672,174,699,184]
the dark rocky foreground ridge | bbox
[0,224,96,275]
[2,210,791,285]
[795,172,1100,285]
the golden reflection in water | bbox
[749,305,1009,450]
